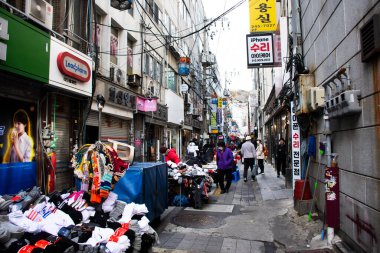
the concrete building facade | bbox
[298,1,380,252]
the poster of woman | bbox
[0,98,37,194]
[3,109,33,163]
[0,99,35,164]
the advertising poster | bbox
[0,98,37,194]
[246,33,274,68]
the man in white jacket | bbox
[240,136,257,182]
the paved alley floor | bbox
[152,163,332,253]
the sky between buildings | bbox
[202,0,253,91]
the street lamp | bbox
[96,94,105,141]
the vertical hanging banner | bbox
[291,102,301,190]
[216,98,223,125]
[249,0,277,33]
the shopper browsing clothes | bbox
[276,137,287,178]
[216,141,234,194]
[256,139,265,174]
[240,136,257,182]
[160,146,181,164]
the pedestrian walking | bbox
[240,136,257,182]
[216,141,234,194]
[276,137,287,178]
[256,139,265,174]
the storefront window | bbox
[166,68,177,93]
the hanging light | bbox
[111,0,132,10]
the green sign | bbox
[0,8,50,83]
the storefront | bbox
[88,79,135,145]
[0,8,93,193]
[49,37,93,191]
[136,102,168,162]
[0,8,48,194]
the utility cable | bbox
[97,0,247,56]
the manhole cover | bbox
[172,213,225,228]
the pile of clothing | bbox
[72,142,129,203]
[166,161,213,183]
[0,188,159,253]
[166,161,214,208]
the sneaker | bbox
[244,178,247,182]
[277,175,280,178]
[220,190,226,194]
[251,177,255,182]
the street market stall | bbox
[167,161,215,209]
[0,141,160,253]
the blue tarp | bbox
[113,162,168,221]
[0,162,37,194]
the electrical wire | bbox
[96,0,247,56]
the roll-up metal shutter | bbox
[87,111,130,142]
[101,114,130,143]
[86,110,99,126]
[54,98,72,191]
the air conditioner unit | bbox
[110,63,126,86]
[308,87,325,111]
[25,0,53,30]
[295,74,314,115]
[127,74,141,87]
[146,85,159,97]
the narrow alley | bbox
[153,162,327,253]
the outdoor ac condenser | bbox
[295,74,314,115]
[308,87,325,111]
[25,0,53,30]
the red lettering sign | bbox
[57,52,91,82]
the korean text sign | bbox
[291,102,301,190]
[246,33,274,68]
[249,0,277,32]
[136,97,157,112]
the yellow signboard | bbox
[217,98,223,108]
[249,0,277,32]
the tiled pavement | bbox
[153,163,293,253]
